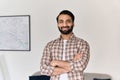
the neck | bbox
[61,32,73,40]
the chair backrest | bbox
[0,54,10,80]
[84,73,112,80]
[32,71,112,80]
[32,71,41,76]
[30,71,50,80]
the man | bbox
[40,10,90,80]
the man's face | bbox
[57,14,74,35]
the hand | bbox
[52,67,69,76]
[50,60,71,72]
[73,53,83,61]
[50,60,58,67]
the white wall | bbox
[0,0,120,80]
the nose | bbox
[63,22,67,26]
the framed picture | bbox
[0,15,31,51]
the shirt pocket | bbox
[50,46,63,60]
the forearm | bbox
[51,67,68,76]
[51,60,71,71]
[50,53,83,75]
[70,50,90,71]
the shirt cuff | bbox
[49,66,55,76]
[69,60,74,71]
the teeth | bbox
[62,28,68,30]
[62,27,69,29]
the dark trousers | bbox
[29,75,50,80]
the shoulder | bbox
[75,36,90,47]
[45,38,60,47]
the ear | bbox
[73,23,75,27]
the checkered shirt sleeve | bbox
[40,42,55,76]
[69,40,90,72]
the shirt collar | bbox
[59,33,76,41]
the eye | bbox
[58,20,63,24]
[66,20,72,23]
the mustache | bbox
[61,26,70,29]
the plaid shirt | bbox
[40,34,90,80]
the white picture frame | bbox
[0,15,31,51]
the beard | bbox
[58,25,74,35]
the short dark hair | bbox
[56,10,75,22]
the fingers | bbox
[73,53,83,61]
[50,60,57,67]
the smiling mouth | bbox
[62,28,69,30]
[61,26,69,30]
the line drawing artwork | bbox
[0,15,31,51]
